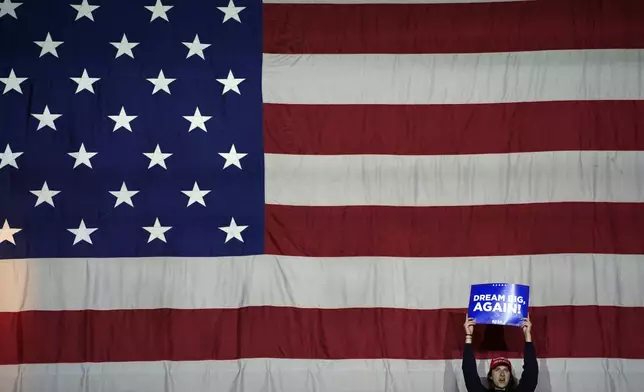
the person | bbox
[461,315,538,392]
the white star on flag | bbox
[183,107,212,132]
[218,217,248,243]
[0,144,23,169]
[0,69,27,94]
[31,105,62,130]
[0,220,21,245]
[70,68,100,94]
[70,0,99,21]
[67,219,98,245]
[68,143,97,169]
[143,218,172,243]
[110,182,139,207]
[181,182,211,207]
[0,0,22,19]
[217,0,245,23]
[34,32,64,58]
[143,144,172,169]
[183,34,210,59]
[145,0,173,22]
[216,70,245,95]
[219,144,247,169]
[147,70,175,94]
[30,182,60,207]
[110,34,139,59]
[108,106,138,132]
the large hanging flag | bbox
[1,0,644,391]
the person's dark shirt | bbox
[461,342,538,392]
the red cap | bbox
[490,357,512,371]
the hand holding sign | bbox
[463,316,475,335]
[463,315,476,345]
[519,315,532,342]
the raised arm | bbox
[461,317,486,392]
[517,316,539,392]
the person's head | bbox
[487,357,517,390]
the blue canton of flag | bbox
[0,0,264,258]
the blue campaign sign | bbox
[468,283,530,327]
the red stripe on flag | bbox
[263,0,644,54]
[1,306,641,364]
[264,101,644,155]
[264,203,644,257]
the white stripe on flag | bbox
[2,254,643,312]
[0,357,642,392]
[264,151,644,206]
[262,50,644,104]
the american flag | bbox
[1,0,644,391]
